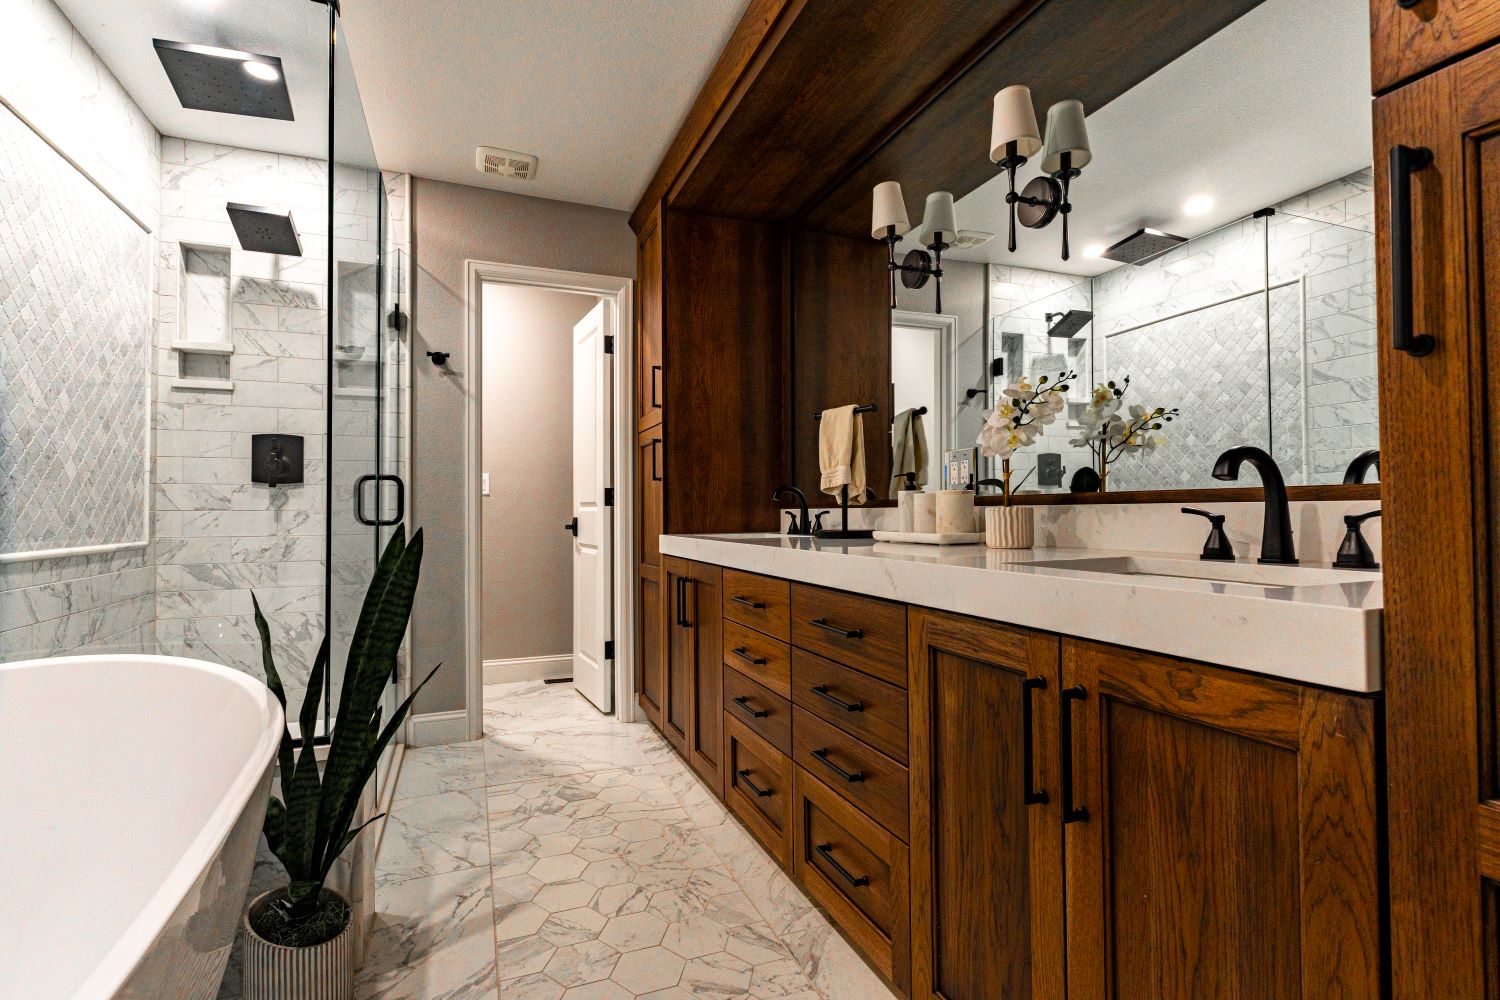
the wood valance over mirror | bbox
[776,0,1382,505]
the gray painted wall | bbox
[408,177,635,715]
[480,283,597,663]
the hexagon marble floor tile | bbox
[352,680,900,1000]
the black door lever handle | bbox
[564,518,579,536]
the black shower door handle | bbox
[355,474,404,527]
[1390,144,1435,357]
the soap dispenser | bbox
[1333,510,1381,570]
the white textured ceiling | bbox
[926,0,1373,276]
[336,0,749,210]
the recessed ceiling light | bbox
[242,61,280,83]
[1183,194,1215,217]
[1082,243,1105,258]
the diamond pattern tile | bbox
[0,106,149,554]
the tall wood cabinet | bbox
[1375,33,1500,1000]
[662,556,724,794]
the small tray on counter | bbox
[871,530,983,546]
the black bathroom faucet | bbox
[773,485,812,535]
[1211,446,1297,565]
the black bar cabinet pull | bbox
[680,579,693,629]
[675,577,689,628]
[811,747,865,783]
[1023,677,1049,806]
[650,364,662,408]
[736,769,774,798]
[811,685,864,713]
[730,595,766,610]
[731,646,767,666]
[650,439,662,482]
[1061,685,1088,824]
[815,843,870,887]
[808,618,863,640]
[732,695,769,719]
[1390,144,1436,357]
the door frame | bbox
[462,260,637,739]
[890,308,955,469]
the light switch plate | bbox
[482,472,490,496]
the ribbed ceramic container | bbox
[986,505,1035,549]
[244,889,354,1000]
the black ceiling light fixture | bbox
[153,39,294,120]
[227,203,303,256]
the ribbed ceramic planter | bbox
[244,889,354,1000]
[986,505,1035,549]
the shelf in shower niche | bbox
[170,376,235,392]
[170,340,234,355]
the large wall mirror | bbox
[866,0,1378,501]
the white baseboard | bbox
[484,653,572,685]
[409,709,471,747]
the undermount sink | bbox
[1027,555,1376,589]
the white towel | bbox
[889,407,929,496]
[819,404,867,505]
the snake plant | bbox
[252,528,439,942]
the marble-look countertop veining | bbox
[659,533,1383,693]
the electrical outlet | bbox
[481,472,490,496]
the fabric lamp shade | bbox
[1041,99,1091,174]
[871,181,911,238]
[989,85,1042,161]
[921,191,958,246]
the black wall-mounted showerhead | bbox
[154,40,294,120]
[227,203,303,256]
[1100,227,1186,266]
[1045,309,1093,339]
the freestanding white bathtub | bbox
[0,654,284,1000]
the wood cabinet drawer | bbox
[722,619,791,699]
[725,714,792,868]
[790,583,907,686]
[722,568,790,641]
[793,707,908,842]
[792,648,908,764]
[724,664,792,756]
[793,766,910,993]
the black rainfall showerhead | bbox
[227,203,303,256]
[1045,309,1093,339]
[153,39,293,121]
[1099,228,1186,266]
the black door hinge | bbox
[604,335,615,354]
[604,487,614,507]
[604,640,614,660]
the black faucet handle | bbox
[784,511,799,535]
[812,511,830,533]
[1345,509,1382,527]
[1181,507,1235,561]
[1334,509,1381,570]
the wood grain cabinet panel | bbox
[662,557,692,754]
[636,426,663,568]
[1061,639,1380,1000]
[792,648,909,764]
[908,609,1065,1000]
[722,619,792,699]
[724,713,794,869]
[636,564,664,728]
[1371,0,1500,93]
[635,207,663,432]
[662,556,724,791]
[722,568,791,641]
[790,583,907,685]
[792,707,908,842]
[724,664,792,755]
[792,766,911,995]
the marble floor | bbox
[355,680,901,999]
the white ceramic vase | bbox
[244,889,355,1000]
[985,505,1035,549]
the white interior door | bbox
[571,300,613,712]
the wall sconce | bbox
[990,88,1092,261]
[870,183,957,313]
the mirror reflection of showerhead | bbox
[1044,309,1093,339]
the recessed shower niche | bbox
[171,243,234,391]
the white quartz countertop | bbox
[659,533,1384,693]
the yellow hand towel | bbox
[819,404,867,505]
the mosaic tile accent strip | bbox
[0,105,150,557]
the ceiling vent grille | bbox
[949,230,995,251]
[476,147,538,180]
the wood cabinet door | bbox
[661,556,691,753]
[1061,639,1379,1000]
[636,426,662,568]
[636,207,663,432]
[1378,41,1500,1000]
[636,563,664,727]
[1371,0,1500,93]
[907,609,1064,1000]
[686,560,723,794]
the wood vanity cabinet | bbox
[1370,0,1500,93]
[635,425,664,728]
[662,556,724,793]
[635,205,663,433]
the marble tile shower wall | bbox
[0,0,161,662]
[152,139,379,711]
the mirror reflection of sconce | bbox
[871,183,956,313]
[990,86,1093,261]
